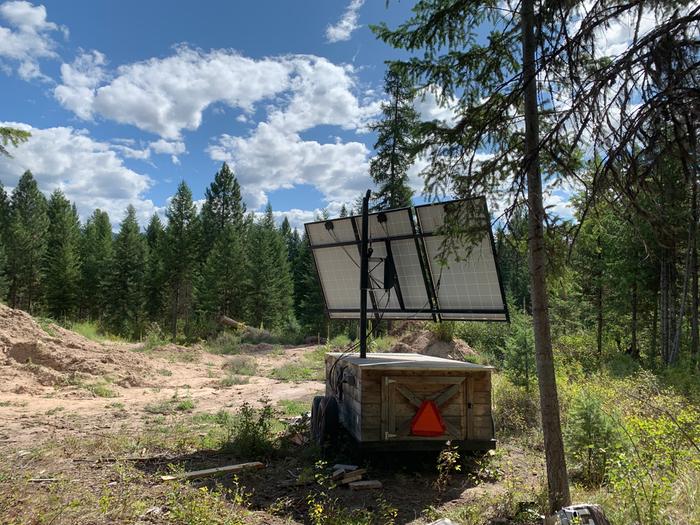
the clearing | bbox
[0,304,543,524]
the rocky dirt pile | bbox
[0,303,154,393]
[389,329,477,360]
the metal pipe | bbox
[359,189,371,359]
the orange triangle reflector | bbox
[410,400,446,437]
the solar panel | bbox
[415,199,507,321]
[304,197,508,322]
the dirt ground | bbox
[0,304,543,524]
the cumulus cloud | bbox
[208,123,370,208]
[0,0,65,81]
[0,121,157,225]
[55,46,292,139]
[326,0,364,43]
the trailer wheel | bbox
[319,396,339,447]
[311,396,324,443]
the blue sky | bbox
[0,0,449,229]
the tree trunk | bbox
[596,243,603,357]
[629,280,639,359]
[651,292,658,364]
[691,176,698,362]
[522,0,571,513]
[171,283,179,340]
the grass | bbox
[225,355,257,376]
[219,373,250,387]
[205,331,242,355]
[144,393,197,415]
[157,368,173,376]
[277,398,309,416]
[270,346,325,382]
[67,320,127,343]
[84,382,118,398]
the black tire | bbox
[311,396,324,444]
[319,396,339,448]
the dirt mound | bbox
[0,303,154,392]
[389,329,477,360]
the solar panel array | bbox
[304,197,508,322]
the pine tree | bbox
[339,204,349,218]
[279,216,301,265]
[245,204,293,329]
[165,181,199,339]
[144,214,167,323]
[0,182,9,300]
[369,66,417,210]
[199,223,246,320]
[6,171,48,313]
[105,206,146,338]
[44,190,81,320]
[79,210,113,320]
[200,162,246,256]
[295,233,326,334]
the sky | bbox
[0,0,655,230]
[0,0,441,230]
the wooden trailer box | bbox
[325,352,495,451]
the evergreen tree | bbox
[198,223,246,320]
[165,181,199,339]
[144,214,167,323]
[44,190,81,319]
[369,66,417,210]
[279,216,301,265]
[79,210,113,320]
[105,206,146,338]
[0,183,9,300]
[6,171,48,313]
[0,127,30,158]
[200,162,246,256]
[244,204,293,329]
[295,233,326,334]
[339,204,349,218]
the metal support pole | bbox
[359,189,371,359]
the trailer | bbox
[311,352,495,451]
[305,191,506,452]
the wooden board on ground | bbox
[160,461,264,481]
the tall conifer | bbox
[144,214,167,323]
[80,210,113,320]
[44,190,81,319]
[165,181,199,338]
[105,206,146,338]
[369,67,417,210]
[6,171,48,313]
[245,204,293,329]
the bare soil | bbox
[390,329,478,360]
[0,304,542,524]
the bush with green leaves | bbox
[499,309,535,389]
[226,400,275,458]
[492,374,540,436]
[428,321,455,342]
[564,393,621,486]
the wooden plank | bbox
[432,383,462,407]
[473,391,490,404]
[471,404,491,417]
[160,462,264,481]
[467,376,474,440]
[392,400,464,418]
[349,480,382,490]
[395,384,422,408]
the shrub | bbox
[225,355,257,376]
[141,322,168,351]
[206,331,242,355]
[428,321,455,342]
[492,375,540,436]
[327,334,351,349]
[564,393,621,486]
[226,401,275,458]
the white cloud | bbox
[55,46,292,139]
[0,121,157,225]
[326,0,364,43]
[55,48,380,142]
[53,50,107,119]
[208,123,370,208]
[0,0,65,81]
[414,89,459,126]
